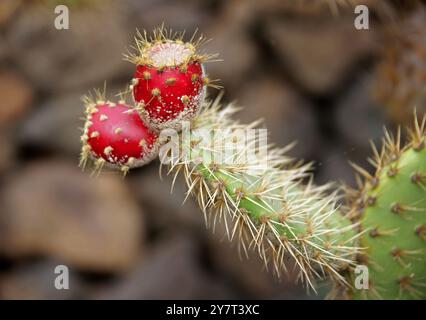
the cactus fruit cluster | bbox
[80,27,426,299]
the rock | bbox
[0,69,34,127]
[17,92,86,156]
[0,34,8,61]
[236,76,318,159]
[335,75,390,149]
[125,0,212,35]
[314,146,363,187]
[0,130,15,173]
[0,0,21,27]
[373,7,426,123]
[0,160,143,272]
[0,259,85,300]
[128,166,204,230]
[94,235,235,299]
[224,0,386,20]
[6,4,131,93]
[222,0,322,24]
[17,87,124,156]
[264,16,377,95]
[203,10,258,92]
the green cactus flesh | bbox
[169,101,425,298]
[354,144,426,299]
[164,100,358,290]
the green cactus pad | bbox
[352,122,426,299]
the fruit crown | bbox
[124,25,219,68]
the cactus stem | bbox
[162,99,360,291]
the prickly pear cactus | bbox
[347,115,426,299]
[79,26,426,299]
[160,98,359,290]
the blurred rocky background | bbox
[0,0,424,299]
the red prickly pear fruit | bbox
[126,27,218,131]
[132,60,205,132]
[80,99,160,175]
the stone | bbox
[124,0,211,34]
[0,69,33,126]
[264,16,377,94]
[0,259,86,300]
[373,7,426,123]
[236,76,318,159]
[17,92,85,156]
[224,0,386,20]
[0,130,14,173]
[128,166,203,229]
[7,4,131,92]
[17,86,124,156]
[335,75,390,149]
[94,235,235,299]
[0,160,143,272]
[203,12,257,92]
[314,146,365,187]
[0,0,21,27]
[206,222,309,299]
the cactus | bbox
[79,27,426,299]
[344,113,426,299]
[159,98,359,290]
[160,99,426,299]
